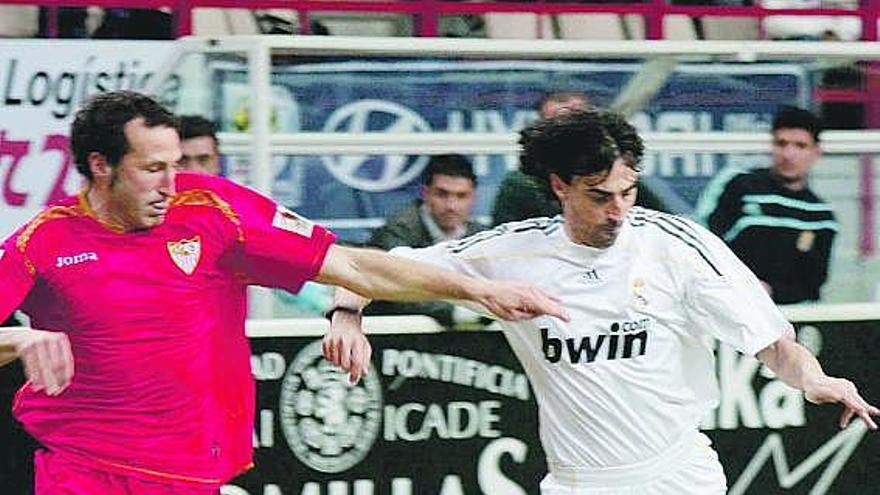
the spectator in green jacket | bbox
[492,91,667,226]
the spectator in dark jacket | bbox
[367,154,485,326]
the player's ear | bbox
[549,173,569,203]
[88,152,112,180]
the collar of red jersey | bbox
[77,188,134,234]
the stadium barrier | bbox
[233,304,880,495]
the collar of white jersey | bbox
[555,218,631,258]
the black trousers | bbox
[1,315,38,495]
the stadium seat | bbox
[663,15,759,40]
[704,17,760,39]
[0,6,38,37]
[484,13,555,39]
[309,13,411,37]
[558,14,645,40]
[663,15,700,40]
[192,9,260,36]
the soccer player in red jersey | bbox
[0,90,567,494]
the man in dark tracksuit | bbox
[697,106,838,304]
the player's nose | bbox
[607,196,626,221]
[158,167,176,194]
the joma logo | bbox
[56,252,98,268]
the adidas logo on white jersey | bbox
[581,267,601,284]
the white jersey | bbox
[392,207,790,472]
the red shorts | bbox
[35,450,220,495]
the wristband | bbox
[324,306,362,321]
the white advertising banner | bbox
[0,40,173,239]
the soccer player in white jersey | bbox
[323,109,879,494]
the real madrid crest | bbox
[167,236,201,275]
[632,277,649,307]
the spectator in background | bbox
[179,115,222,176]
[367,154,486,327]
[492,91,666,226]
[696,105,838,304]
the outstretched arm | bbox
[314,244,569,322]
[757,336,879,430]
[0,327,73,396]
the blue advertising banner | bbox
[212,60,807,243]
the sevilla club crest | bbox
[167,236,201,275]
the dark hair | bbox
[773,105,821,143]
[519,108,643,187]
[424,154,477,186]
[179,115,218,144]
[536,91,589,117]
[71,90,179,180]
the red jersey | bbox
[0,173,336,486]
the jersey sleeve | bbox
[206,177,337,294]
[682,219,791,356]
[388,235,500,317]
[0,231,36,320]
[389,236,492,278]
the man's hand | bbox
[17,329,74,396]
[472,279,570,322]
[804,375,880,430]
[758,337,879,431]
[322,311,372,384]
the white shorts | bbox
[540,432,727,495]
